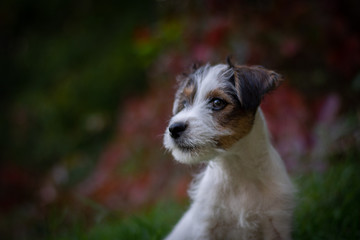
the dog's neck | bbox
[210,109,275,184]
[231,108,272,161]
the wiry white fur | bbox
[164,64,233,164]
[164,103,229,163]
[165,111,295,240]
[163,64,295,240]
[194,64,232,103]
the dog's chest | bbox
[193,169,265,239]
[196,205,262,240]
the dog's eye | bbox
[182,100,190,108]
[210,98,227,111]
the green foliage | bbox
[45,201,186,240]
[85,202,185,240]
[293,162,360,240]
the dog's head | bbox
[163,59,282,164]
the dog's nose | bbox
[169,122,188,139]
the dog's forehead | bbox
[195,64,229,99]
[182,64,230,103]
[172,64,232,115]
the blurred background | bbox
[1,0,360,239]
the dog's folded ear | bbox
[230,64,283,111]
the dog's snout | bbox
[169,122,188,139]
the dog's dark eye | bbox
[182,100,190,108]
[210,98,227,111]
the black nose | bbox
[169,122,187,139]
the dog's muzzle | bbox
[169,122,187,139]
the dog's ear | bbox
[176,62,201,84]
[230,65,283,111]
[191,62,200,72]
[226,55,235,68]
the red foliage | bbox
[262,84,313,170]
[76,83,192,210]
[262,84,341,172]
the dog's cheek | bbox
[216,112,255,149]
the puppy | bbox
[163,59,295,240]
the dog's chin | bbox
[163,133,220,164]
[170,146,218,164]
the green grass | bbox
[293,162,360,239]
[85,202,186,240]
[48,201,186,240]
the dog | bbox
[163,58,295,240]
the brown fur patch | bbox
[211,63,282,148]
[216,111,255,149]
[231,65,283,111]
[206,89,233,103]
[206,88,255,149]
[183,82,196,99]
[174,78,197,113]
